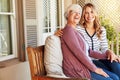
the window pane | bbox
[43,0,51,33]
[0,15,12,56]
[0,0,12,12]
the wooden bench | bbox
[27,45,89,80]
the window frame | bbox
[37,0,64,45]
[0,0,25,63]
[0,0,17,61]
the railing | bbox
[109,33,120,55]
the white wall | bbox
[0,61,31,80]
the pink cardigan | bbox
[60,25,107,79]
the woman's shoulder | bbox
[63,25,75,34]
[101,26,106,31]
[101,26,107,36]
[76,25,85,31]
[63,25,74,31]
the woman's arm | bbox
[62,26,109,77]
[99,27,120,62]
[100,27,109,53]
[89,49,107,59]
[62,26,97,72]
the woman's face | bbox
[84,7,95,23]
[67,9,81,25]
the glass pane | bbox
[43,0,47,27]
[43,0,51,32]
[0,15,12,56]
[0,0,12,12]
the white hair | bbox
[64,4,82,20]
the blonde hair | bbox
[64,4,82,20]
[80,3,102,39]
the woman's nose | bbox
[75,12,81,16]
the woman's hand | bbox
[106,50,119,62]
[54,29,63,37]
[95,68,109,77]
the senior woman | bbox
[61,4,118,80]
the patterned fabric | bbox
[76,26,108,53]
[44,35,67,78]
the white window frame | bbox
[0,0,17,61]
[37,0,64,45]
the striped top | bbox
[76,26,108,53]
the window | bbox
[24,0,64,46]
[43,0,64,33]
[0,0,17,61]
[41,0,64,45]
